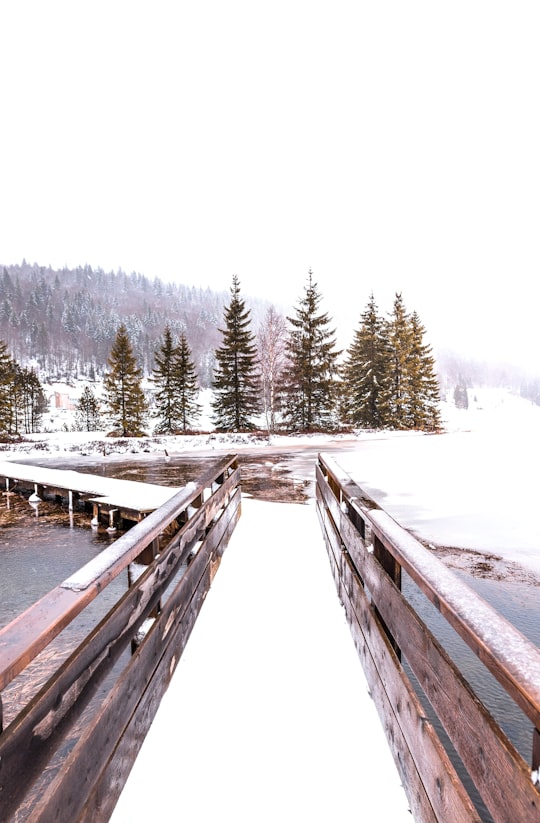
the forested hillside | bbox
[0,262,269,387]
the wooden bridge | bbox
[0,454,240,822]
[316,452,540,822]
[0,453,539,821]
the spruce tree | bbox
[176,331,202,432]
[211,276,260,431]
[406,312,442,430]
[103,324,148,436]
[282,270,340,431]
[153,326,201,433]
[152,325,178,433]
[18,367,47,433]
[76,386,101,431]
[341,293,390,428]
[386,293,413,429]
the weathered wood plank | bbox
[369,509,540,729]
[0,462,239,692]
[317,495,480,822]
[86,495,241,822]
[317,454,540,822]
[341,533,540,823]
[2,488,240,823]
[317,457,540,731]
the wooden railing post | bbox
[129,536,162,653]
[372,534,402,659]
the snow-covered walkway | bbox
[110,497,411,822]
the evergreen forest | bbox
[0,261,537,437]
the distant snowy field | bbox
[4,385,540,576]
[337,388,540,576]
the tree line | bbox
[73,271,441,436]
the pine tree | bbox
[18,367,47,433]
[152,325,178,433]
[282,270,340,431]
[257,305,288,433]
[386,293,413,429]
[341,293,390,428]
[175,332,202,432]
[211,275,260,431]
[153,326,201,433]
[406,312,442,430]
[103,324,148,436]
[76,386,101,431]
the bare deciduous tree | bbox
[257,305,287,433]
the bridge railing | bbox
[0,454,241,823]
[316,452,540,823]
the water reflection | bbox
[0,492,119,630]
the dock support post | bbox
[29,484,42,504]
[68,490,73,511]
[107,509,118,533]
[91,503,100,527]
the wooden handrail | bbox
[316,451,540,823]
[0,454,241,822]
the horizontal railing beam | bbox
[316,452,540,823]
[0,455,238,691]
[318,452,540,728]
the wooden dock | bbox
[0,460,183,528]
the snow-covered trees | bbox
[211,276,260,431]
[282,270,340,431]
[103,324,148,436]
[342,293,441,431]
[405,311,442,430]
[340,293,390,428]
[76,386,101,431]
[152,326,201,433]
[0,340,46,435]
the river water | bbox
[1,445,538,819]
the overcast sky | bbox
[1,2,539,371]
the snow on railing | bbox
[316,451,540,823]
[0,454,241,823]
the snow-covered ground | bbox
[336,389,540,577]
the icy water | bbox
[1,447,538,819]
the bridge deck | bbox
[111,496,411,821]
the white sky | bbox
[1,2,539,369]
